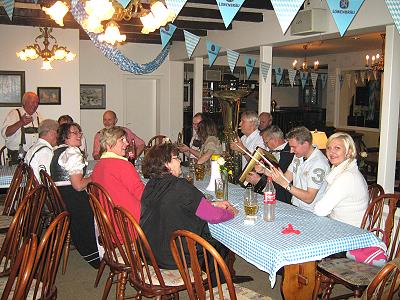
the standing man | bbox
[180,112,203,159]
[92,110,145,160]
[25,119,59,182]
[258,112,273,131]
[1,92,42,165]
[260,126,330,211]
[246,126,294,204]
[230,111,264,169]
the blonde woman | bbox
[314,132,369,227]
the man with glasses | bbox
[180,112,203,159]
[246,126,294,204]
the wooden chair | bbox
[0,234,38,300]
[0,186,46,277]
[144,135,166,155]
[0,146,7,166]
[170,229,267,300]
[2,163,35,216]
[39,169,71,275]
[87,192,130,300]
[315,193,400,299]
[113,206,187,299]
[368,183,384,203]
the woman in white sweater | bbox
[314,132,369,227]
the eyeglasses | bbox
[119,137,128,143]
[69,130,82,136]
[263,137,272,147]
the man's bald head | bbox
[103,110,118,129]
[22,92,39,115]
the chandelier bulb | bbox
[42,1,69,26]
[41,60,53,70]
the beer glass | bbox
[243,186,258,216]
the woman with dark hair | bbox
[50,122,100,268]
[178,116,221,169]
[140,143,236,281]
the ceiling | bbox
[0,0,272,44]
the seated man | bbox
[258,112,273,131]
[92,110,145,160]
[246,126,294,204]
[25,119,59,182]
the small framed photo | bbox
[80,84,106,109]
[0,70,25,106]
[37,87,61,105]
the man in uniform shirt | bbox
[1,92,42,165]
[266,126,330,211]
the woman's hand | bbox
[212,201,239,216]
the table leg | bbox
[282,261,316,300]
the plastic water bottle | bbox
[263,177,276,222]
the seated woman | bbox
[178,116,221,171]
[313,132,369,227]
[50,123,100,268]
[92,126,144,226]
[140,143,236,276]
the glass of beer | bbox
[194,164,205,181]
[184,171,194,185]
[215,178,224,201]
[243,186,258,217]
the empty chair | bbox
[368,183,384,203]
[170,229,268,300]
[144,135,167,154]
[113,206,187,299]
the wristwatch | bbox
[285,183,292,192]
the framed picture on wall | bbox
[0,70,25,106]
[80,84,106,109]
[37,87,61,105]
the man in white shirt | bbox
[25,119,59,182]
[230,111,264,169]
[1,92,43,164]
[268,126,330,211]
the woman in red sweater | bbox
[92,126,144,226]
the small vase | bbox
[221,171,228,201]
[206,157,221,191]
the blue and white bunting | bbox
[326,0,365,37]
[206,40,221,67]
[310,72,319,89]
[165,0,187,18]
[273,65,283,86]
[1,0,14,20]
[160,24,177,50]
[183,30,200,59]
[288,69,297,87]
[117,0,130,8]
[227,49,240,73]
[217,0,245,28]
[270,0,304,33]
[321,73,328,88]
[244,55,256,80]
[260,62,271,81]
[300,71,308,89]
[385,0,400,34]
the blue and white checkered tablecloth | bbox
[194,178,382,287]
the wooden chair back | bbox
[2,163,36,216]
[87,182,116,227]
[0,185,46,276]
[1,234,38,300]
[169,229,237,300]
[144,135,166,155]
[368,183,384,203]
[0,146,7,166]
[113,206,184,298]
[362,257,400,300]
[39,169,66,216]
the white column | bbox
[377,25,400,192]
[193,57,204,115]
[259,46,272,113]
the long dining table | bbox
[193,177,382,300]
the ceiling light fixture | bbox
[98,20,126,45]
[42,1,69,26]
[292,44,319,72]
[16,27,76,70]
[365,33,385,72]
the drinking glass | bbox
[215,178,224,201]
[243,186,258,217]
[184,171,194,185]
[194,164,205,181]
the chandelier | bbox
[42,0,175,44]
[365,33,385,72]
[16,27,76,70]
[292,44,319,72]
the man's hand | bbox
[270,167,287,187]
[230,139,245,153]
[20,114,33,126]
[246,171,261,185]
[177,144,190,152]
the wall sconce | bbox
[311,129,328,150]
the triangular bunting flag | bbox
[321,73,328,88]
[326,0,365,37]
[244,55,256,80]
[165,0,187,18]
[300,71,308,89]
[117,0,130,8]
[183,30,200,59]
[160,24,177,50]
[339,74,344,89]
[270,0,304,33]
[273,65,283,86]
[217,0,245,28]
[227,49,240,74]
[345,73,352,89]
[206,40,221,67]
[385,1,400,34]
[260,62,271,81]
[288,69,297,87]
[2,0,14,20]
[310,73,319,89]
[360,71,366,84]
